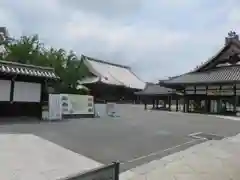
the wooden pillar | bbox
[217,85,222,114]
[183,89,186,113]
[163,99,167,108]
[204,98,208,113]
[186,98,189,113]
[144,97,148,110]
[10,78,15,103]
[156,98,159,108]
[152,98,155,109]
[234,84,237,113]
[183,99,186,113]
[205,86,208,113]
[39,80,46,119]
[176,96,179,112]
[168,96,172,111]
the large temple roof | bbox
[164,31,240,85]
[194,31,240,72]
[80,55,146,90]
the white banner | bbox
[49,94,62,120]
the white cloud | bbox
[1,0,240,81]
[60,0,143,17]
[66,11,189,60]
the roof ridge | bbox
[0,60,54,71]
[187,64,240,75]
[129,69,145,84]
[193,43,228,72]
[82,55,130,69]
[193,37,240,72]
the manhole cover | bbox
[189,132,224,140]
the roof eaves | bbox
[82,54,131,69]
[192,43,229,72]
[163,65,240,85]
[82,56,102,78]
[129,69,145,85]
[0,60,59,79]
[231,38,240,49]
[139,83,174,94]
[0,60,54,71]
[193,39,240,72]
[78,76,100,85]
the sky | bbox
[1,0,240,82]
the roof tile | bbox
[0,60,59,79]
[135,83,175,95]
[83,55,145,89]
[165,65,240,84]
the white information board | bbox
[60,94,94,115]
[48,94,94,120]
[106,103,116,116]
[48,94,62,120]
[106,103,119,117]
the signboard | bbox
[49,94,62,120]
[95,104,107,117]
[106,103,116,116]
[48,94,94,120]
[60,162,119,180]
[60,94,94,115]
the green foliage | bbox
[1,34,89,94]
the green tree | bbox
[3,35,42,64]
[1,34,89,94]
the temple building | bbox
[135,82,181,111]
[79,55,146,102]
[162,31,240,116]
[0,60,59,118]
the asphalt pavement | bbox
[0,104,240,172]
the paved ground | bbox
[0,134,102,180]
[120,133,240,180]
[0,104,240,172]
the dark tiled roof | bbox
[135,83,175,95]
[164,65,240,85]
[0,60,59,79]
[194,35,240,72]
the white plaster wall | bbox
[13,81,41,102]
[0,80,11,101]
